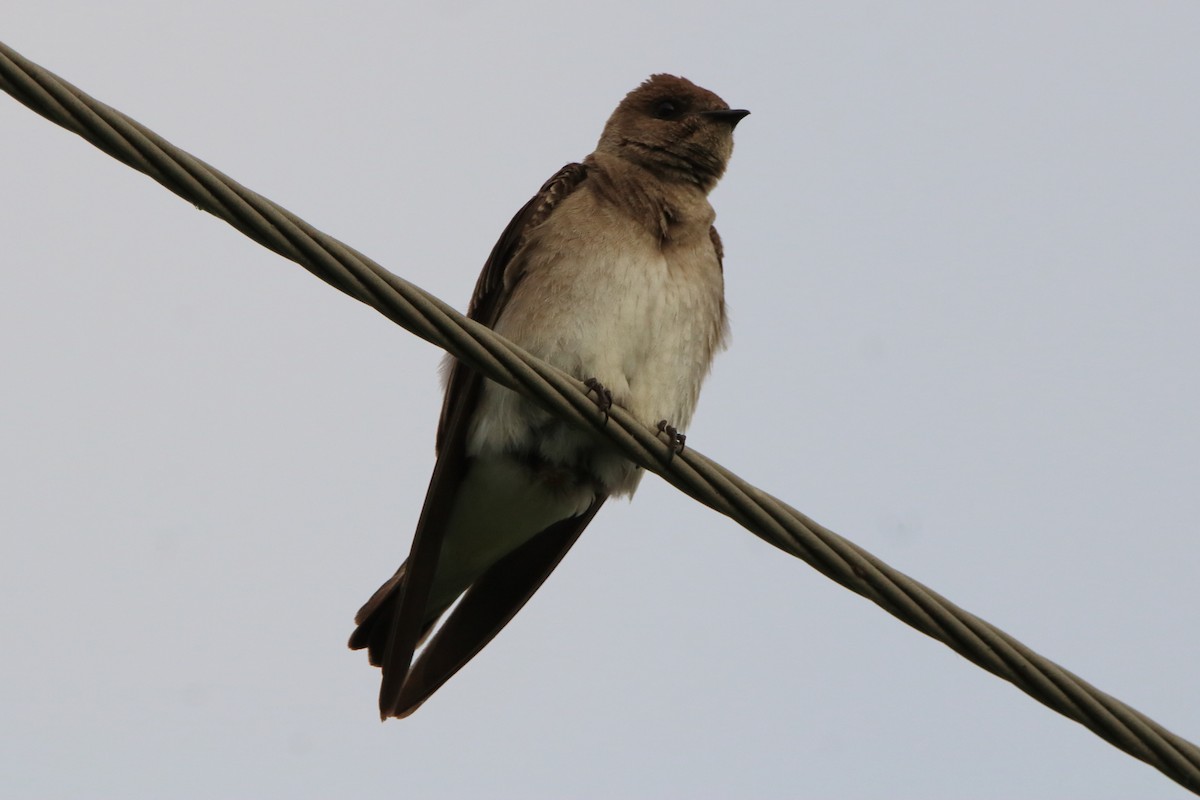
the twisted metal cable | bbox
[2,40,1197,794]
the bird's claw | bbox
[656,419,686,463]
[583,378,614,424]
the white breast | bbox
[466,188,725,496]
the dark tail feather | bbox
[347,564,404,666]
[348,563,440,667]
[350,497,607,718]
[383,498,605,718]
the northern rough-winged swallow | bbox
[349,74,748,718]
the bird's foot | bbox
[583,377,614,424]
[656,420,686,463]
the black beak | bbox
[701,108,751,129]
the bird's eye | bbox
[653,99,682,120]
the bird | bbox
[348,74,748,718]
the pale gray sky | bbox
[3,3,1198,798]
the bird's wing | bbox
[391,496,606,717]
[436,161,591,450]
[349,162,599,718]
[708,225,724,272]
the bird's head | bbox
[597,74,749,191]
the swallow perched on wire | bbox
[349,74,748,718]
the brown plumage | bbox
[349,74,748,718]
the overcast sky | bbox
[3,3,1198,798]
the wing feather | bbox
[350,162,594,718]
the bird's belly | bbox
[428,455,592,615]
[467,242,723,496]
